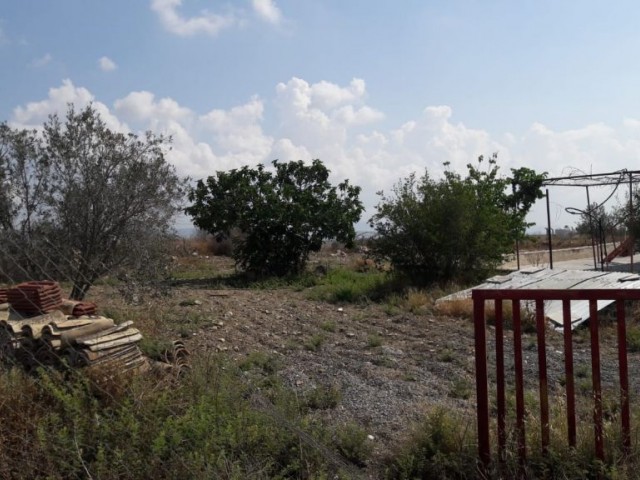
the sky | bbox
[2,0,640,233]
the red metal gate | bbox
[473,288,640,468]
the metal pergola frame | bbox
[520,169,640,272]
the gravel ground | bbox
[91,253,640,476]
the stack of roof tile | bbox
[0,288,8,303]
[72,302,97,316]
[0,280,185,377]
[8,281,63,315]
[59,299,98,317]
[69,321,147,373]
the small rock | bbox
[217,321,225,327]
[225,311,233,318]
[367,435,375,441]
[337,307,344,313]
[233,346,239,352]
[179,299,201,307]
[218,338,226,343]
[346,332,355,338]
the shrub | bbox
[186,159,363,277]
[384,408,476,479]
[334,422,372,466]
[307,267,394,303]
[369,155,545,284]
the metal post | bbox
[562,299,576,447]
[590,299,604,460]
[536,299,550,452]
[546,189,553,269]
[630,172,634,273]
[513,183,521,270]
[473,292,490,469]
[587,186,597,270]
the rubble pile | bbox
[0,281,187,375]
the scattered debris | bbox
[0,281,188,376]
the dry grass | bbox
[434,298,536,331]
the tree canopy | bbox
[186,159,364,276]
[0,104,186,299]
[369,154,546,284]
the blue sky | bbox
[2,0,640,231]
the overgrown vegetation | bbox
[0,356,360,479]
[306,267,396,303]
[369,154,545,284]
[0,105,186,299]
[186,159,363,277]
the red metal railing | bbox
[473,288,640,469]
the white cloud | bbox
[11,79,126,132]
[29,53,52,68]
[150,0,238,37]
[98,56,117,72]
[11,77,640,230]
[252,0,282,25]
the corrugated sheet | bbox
[437,268,640,329]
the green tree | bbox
[0,104,186,299]
[186,159,363,276]
[369,154,546,284]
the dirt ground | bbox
[91,252,640,475]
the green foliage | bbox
[304,333,325,351]
[385,408,476,479]
[0,105,186,299]
[304,384,342,410]
[0,357,355,479]
[367,333,383,348]
[186,159,363,277]
[448,376,472,400]
[307,267,394,303]
[369,154,546,284]
[626,325,640,352]
[334,422,372,466]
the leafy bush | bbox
[186,159,363,277]
[0,105,185,299]
[334,422,372,466]
[369,155,545,284]
[384,408,476,479]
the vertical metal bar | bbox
[587,186,597,270]
[536,299,550,451]
[513,182,521,271]
[617,301,631,452]
[589,299,604,461]
[630,172,634,273]
[562,299,577,447]
[495,299,506,460]
[546,189,554,269]
[512,300,527,464]
[473,293,491,468]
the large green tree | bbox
[369,154,546,284]
[0,104,186,299]
[186,159,363,276]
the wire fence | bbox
[0,241,366,479]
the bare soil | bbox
[90,252,640,476]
